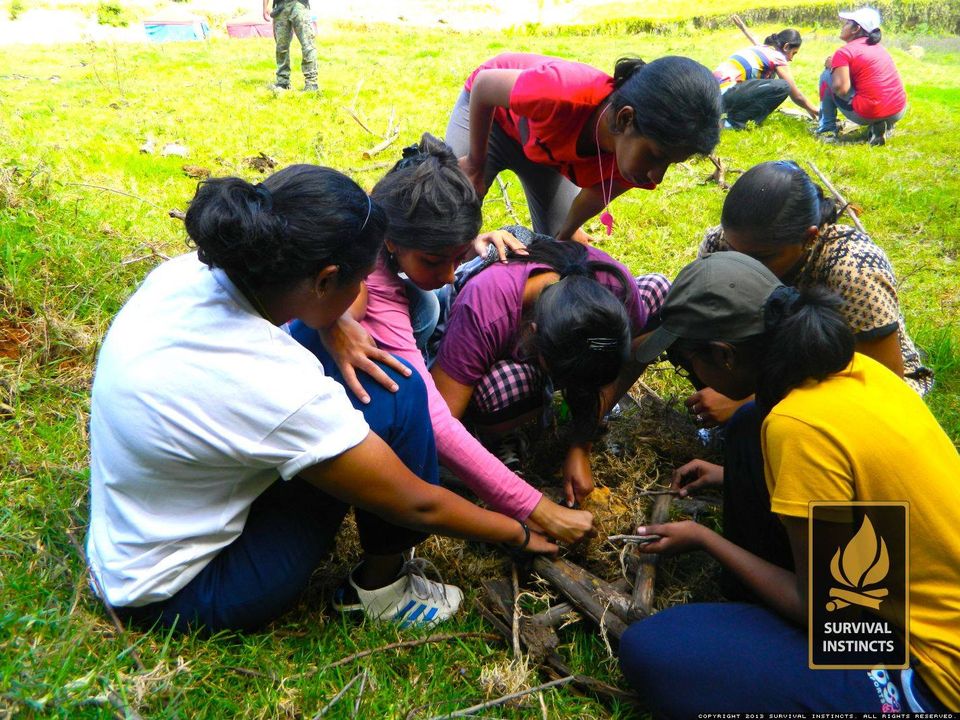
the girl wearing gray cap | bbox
[619,252,959,713]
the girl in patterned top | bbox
[687,160,931,427]
[714,29,819,129]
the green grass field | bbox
[1,14,959,719]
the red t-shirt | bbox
[831,38,906,119]
[465,53,652,191]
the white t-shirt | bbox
[87,253,369,607]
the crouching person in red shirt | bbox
[817,7,906,146]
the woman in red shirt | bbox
[447,53,721,243]
[817,7,906,146]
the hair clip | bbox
[587,337,619,351]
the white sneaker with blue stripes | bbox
[349,557,463,628]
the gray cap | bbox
[634,252,784,364]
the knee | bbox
[619,613,684,694]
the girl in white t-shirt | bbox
[87,164,561,633]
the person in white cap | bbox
[816,7,906,145]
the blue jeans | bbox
[402,277,442,363]
[115,341,439,633]
[620,602,945,715]
[817,69,905,133]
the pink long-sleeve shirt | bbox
[360,261,543,520]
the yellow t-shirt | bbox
[762,354,960,709]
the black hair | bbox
[185,164,385,292]
[372,132,482,264]
[671,286,854,414]
[849,21,883,45]
[609,56,721,156]
[508,232,632,442]
[755,286,855,411]
[764,28,802,52]
[530,276,630,443]
[721,160,840,247]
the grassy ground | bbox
[1,18,958,720]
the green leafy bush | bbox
[96,1,129,27]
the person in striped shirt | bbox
[714,29,819,129]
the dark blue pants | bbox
[619,403,948,714]
[619,602,925,715]
[116,336,439,633]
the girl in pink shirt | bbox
[295,134,595,544]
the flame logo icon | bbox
[827,515,889,612]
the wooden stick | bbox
[511,563,521,658]
[532,557,630,641]
[352,669,368,718]
[496,176,521,224]
[323,632,499,670]
[731,14,759,45]
[424,676,575,719]
[64,528,146,672]
[312,671,363,719]
[807,161,867,234]
[362,130,400,160]
[608,534,662,544]
[639,489,680,497]
[630,494,673,618]
[61,182,164,211]
[530,577,631,628]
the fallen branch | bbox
[362,130,400,160]
[807,161,867,234]
[345,107,378,137]
[511,563,521,658]
[424,676,575,719]
[496,176,521,224]
[168,209,186,221]
[630,494,673,618]
[532,557,631,640]
[731,14,759,45]
[704,155,742,190]
[61,182,164,211]
[530,577,631,628]
[312,671,364,719]
[64,528,146,672]
[323,632,499,670]
[480,580,633,704]
[346,161,392,174]
[353,669,369,718]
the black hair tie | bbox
[559,260,589,278]
[763,285,802,333]
[395,143,427,170]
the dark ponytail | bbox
[763,28,802,52]
[721,161,839,248]
[529,275,630,443]
[609,56,721,156]
[514,230,630,298]
[866,27,882,44]
[185,164,385,291]
[372,132,481,259]
[755,286,855,412]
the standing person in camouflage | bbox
[263,0,318,91]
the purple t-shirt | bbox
[436,246,646,386]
